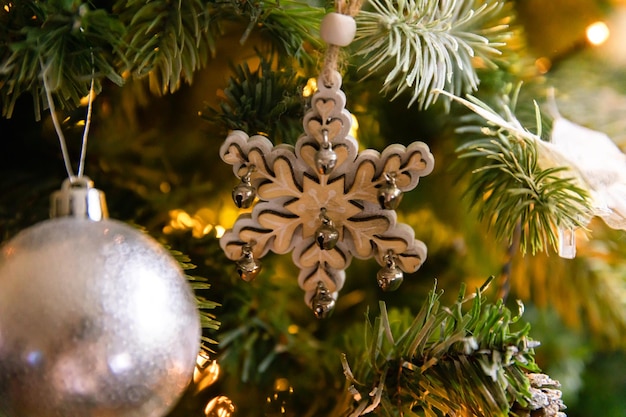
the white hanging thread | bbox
[40,52,95,181]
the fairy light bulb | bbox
[204,396,235,417]
[586,21,610,46]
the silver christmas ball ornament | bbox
[378,173,403,210]
[0,178,201,417]
[377,252,404,291]
[236,243,262,282]
[310,282,336,319]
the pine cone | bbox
[511,373,567,417]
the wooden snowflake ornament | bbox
[220,70,434,318]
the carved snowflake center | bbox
[285,175,360,238]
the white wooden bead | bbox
[320,12,356,47]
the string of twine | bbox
[40,52,95,182]
[321,0,362,87]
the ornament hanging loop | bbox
[40,48,96,182]
[239,164,255,183]
[319,0,361,87]
[315,129,338,175]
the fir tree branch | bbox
[441,89,593,255]
[168,247,221,346]
[353,0,512,108]
[1,0,321,119]
[220,0,324,61]
[114,0,213,95]
[0,0,125,119]
[342,279,566,416]
[203,52,307,144]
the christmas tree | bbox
[1,0,625,416]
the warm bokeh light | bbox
[79,90,96,106]
[159,181,171,193]
[164,208,214,238]
[163,203,245,238]
[274,378,292,392]
[204,396,235,417]
[586,21,610,45]
[534,57,552,74]
[193,351,221,392]
[214,225,226,238]
[350,113,359,139]
[302,77,317,97]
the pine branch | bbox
[203,52,308,144]
[168,247,221,346]
[442,88,592,255]
[114,0,213,95]
[342,279,566,416]
[218,0,324,61]
[0,0,125,119]
[1,0,321,119]
[354,0,512,108]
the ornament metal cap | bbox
[50,176,108,221]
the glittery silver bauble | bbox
[310,282,336,319]
[314,145,338,176]
[376,263,404,292]
[0,217,201,417]
[378,181,403,210]
[232,182,256,209]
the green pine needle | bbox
[203,52,307,144]
[443,89,593,255]
[458,135,589,254]
[354,0,511,108]
[1,0,321,120]
[114,0,213,94]
[342,279,564,416]
[0,1,125,119]
[229,0,324,61]
[168,247,221,345]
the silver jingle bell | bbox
[232,182,256,209]
[311,282,336,319]
[315,145,338,176]
[236,249,262,282]
[377,260,404,292]
[315,222,339,250]
[378,181,403,210]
